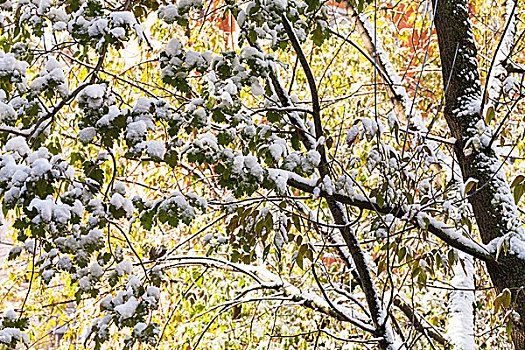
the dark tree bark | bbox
[434,0,525,347]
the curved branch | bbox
[281,13,398,348]
[281,15,322,141]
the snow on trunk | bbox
[447,251,476,350]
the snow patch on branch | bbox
[413,211,489,257]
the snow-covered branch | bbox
[447,251,476,350]
[343,4,422,128]
[158,255,376,332]
[287,178,493,261]
[484,0,517,112]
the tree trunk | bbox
[434,0,525,347]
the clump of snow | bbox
[158,5,180,24]
[0,52,28,85]
[133,322,147,336]
[29,57,68,95]
[0,99,17,123]
[28,196,73,225]
[504,76,519,93]
[5,136,30,156]
[346,125,359,145]
[126,120,148,143]
[114,297,139,320]
[110,193,134,218]
[166,38,183,57]
[146,141,165,159]
[0,328,22,345]
[115,261,133,276]
[79,84,107,109]
[78,127,96,143]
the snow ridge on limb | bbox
[447,251,476,350]
[484,0,517,113]
[343,3,425,130]
[344,0,525,261]
[230,8,401,347]
[433,0,525,346]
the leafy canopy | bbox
[0,0,521,349]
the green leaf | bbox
[266,111,280,123]
[397,246,406,262]
[514,185,525,204]
[375,194,385,209]
[511,174,525,188]
[506,319,513,339]
[296,253,304,269]
[463,178,478,195]
[311,26,326,46]
[485,106,495,125]
[292,214,302,233]
[502,288,512,308]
